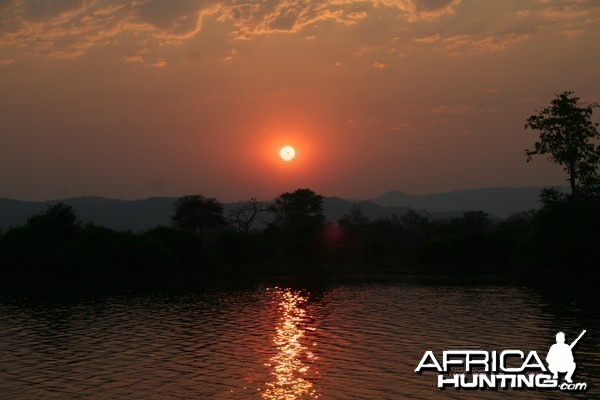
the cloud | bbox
[134,0,219,43]
[0,0,466,60]
[430,104,473,114]
[389,121,410,131]
[0,0,593,61]
[221,1,372,38]
[414,32,532,53]
[0,0,218,58]
[430,104,499,115]
[413,33,441,43]
[540,5,590,19]
[374,0,461,21]
[136,0,201,31]
[561,28,585,37]
[121,53,167,68]
[20,0,86,22]
[122,55,144,63]
[222,48,237,61]
[453,33,532,52]
[93,4,127,17]
[151,57,167,68]
[517,1,599,24]
[0,0,129,58]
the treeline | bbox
[0,187,598,287]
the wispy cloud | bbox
[122,55,144,63]
[151,57,167,68]
[413,32,532,54]
[0,57,15,65]
[374,0,461,21]
[413,33,441,43]
[540,5,590,19]
[0,0,596,62]
[430,104,473,114]
[0,0,463,59]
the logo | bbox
[415,330,587,392]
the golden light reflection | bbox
[262,289,320,400]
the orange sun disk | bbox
[280,146,296,161]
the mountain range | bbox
[0,186,564,232]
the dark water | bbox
[0,281,598,399]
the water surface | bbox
[1,281,598,399]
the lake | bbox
[0,279,598,399]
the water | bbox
[0,280,598,399]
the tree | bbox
[267,188,325,266]
[172,195,226,233]
[401,209,431,228]
[269,188,325,227]
[228,197,266,232]
[457,210,492,232]
[27,202,81,238]
[538,187,567,208]
[338,203,370,233]
[525,91,600,196]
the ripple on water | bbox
[0,283,598,399]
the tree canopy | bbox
[525,91,600,196]
[172,195,226,233]
[269,188,325,227]
[27,203,81,239]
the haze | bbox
[1,0,599,201]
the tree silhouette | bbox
[228,197,266,232]
[457,210,491,232]
[27,202,81,239]
[401,209,431,228]
[269,188,325,227]
[525,91,600,196]
[338,203,369,233]
[172,195,226,233]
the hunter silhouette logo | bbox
[547,330,585,383]
[415,329,588,392]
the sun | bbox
[279,145,296,162]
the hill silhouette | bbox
[372,186,568,217]
[0,186,565,232]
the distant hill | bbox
[371,186,568,218]
[0,186,563,232]
[0,197,175,232]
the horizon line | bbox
[0,184,570,204]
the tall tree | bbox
[269,188,325,227]
[338,203,369,233]
[172,195,226,233]
[525,91,600,196]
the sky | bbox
[0,0,599,202]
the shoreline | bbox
[1,267,596,294]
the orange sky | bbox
[1,0,599,201]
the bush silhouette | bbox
[172,195,226,233]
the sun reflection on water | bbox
[262,288,320,400]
